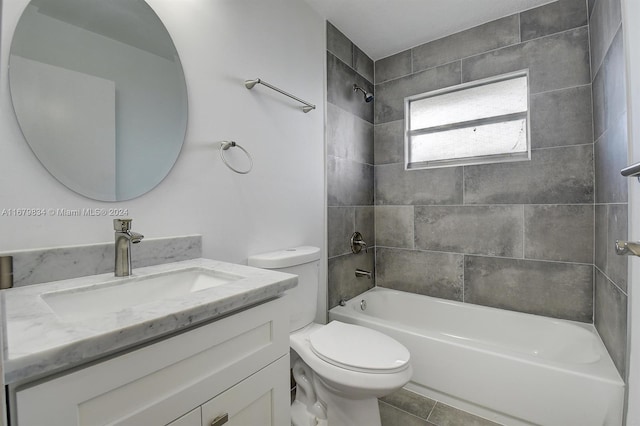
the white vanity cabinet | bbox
[13,297,290,426]
[167,408,201,426]
[165,355,289,426]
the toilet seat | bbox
[290,322,413,399]
[308,321,410,374]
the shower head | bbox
[353,84,374,103]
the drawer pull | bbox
[211,413,229,426]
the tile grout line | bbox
[589,4,596,321]
[461,166,465,206]
[376,24,589,86]
[517,10,522,44]
[377,202,597,208]
[531,82,592,97]
[410,45,414,75]
[595,263,629,297]
[379,400,433,425]
[373,143,595,161]
[410,205,416,251]
[461,165,466,303]
[590,14,596,322]
[374,245,594,267]
[462,252,466,303]
[425,400,437,424]
[328,49,374,89]
[593,182,597,323]
[591,21,623,80]
[425,400,505,426]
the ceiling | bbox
[303,0,557,61]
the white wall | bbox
[0,0,326,313]
[622,0,640,423]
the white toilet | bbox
[248,246,412,426]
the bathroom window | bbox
[404,70,530,170]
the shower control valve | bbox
[350,231,368,254]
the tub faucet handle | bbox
[350,231,368,254]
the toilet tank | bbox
[248,246,320,332]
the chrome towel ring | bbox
[219,141,253,174]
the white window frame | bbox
[404,69,531,170]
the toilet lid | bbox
[309,321,410,373]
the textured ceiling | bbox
[303,0,556,60]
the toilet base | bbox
[291,388,382,426]
[314,376,381,426]
[291,357,382,426]
[291,400,323,426]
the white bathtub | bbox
[329,287,624,426]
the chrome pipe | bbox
[0,256,13,289]
[615,240,640,257]
[244,78,316,113]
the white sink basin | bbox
[41,267,244,321]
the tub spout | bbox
[355,268,372,279]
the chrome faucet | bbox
[114,218,144,277]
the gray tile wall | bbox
[372,0,596,323]
[322,7,629,426]
[326,0,629,377]
[590,0,628,377]
[327,22,376,308]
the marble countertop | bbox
[2,258,297,384]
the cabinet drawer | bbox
[167,408,201,426]
[201,355,289,426]
[15,297,288,426]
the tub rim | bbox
[329,287,624,386]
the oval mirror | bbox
[9,0,188,201]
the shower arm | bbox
[353,84,366,95]
[353,84,374,102]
